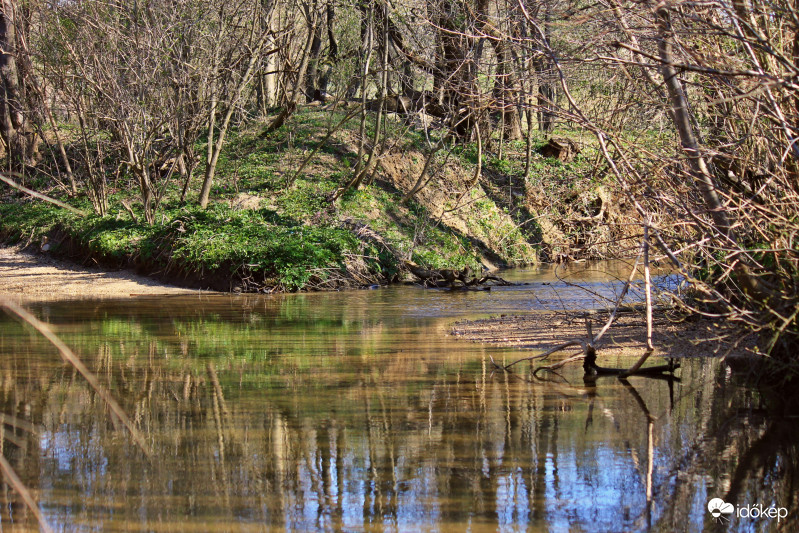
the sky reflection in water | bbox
[0,262,795,532]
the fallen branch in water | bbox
[493,339,587,371]
[492,229,679,378]
[404,260,514,288]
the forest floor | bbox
[0,245,197,301]
[0,107,637,293]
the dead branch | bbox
[404,260,513,288]
[493,246,680,378]
[0,173,87,216]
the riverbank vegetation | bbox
[0,0,797,364]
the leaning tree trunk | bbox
[655,3,782,335]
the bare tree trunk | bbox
[524,91,535,179]
[478,0,522,141]
[655,6,729,235]
[43,101,77,195]
[434,0,474,139]
[262,10,318,135]
[354,2,390,186]
[318,0,338,99]
[342,3,374,192]
[334,4,376,199]
[264,43,277,108]
[305,1,323,102]
[535,1,555,136]
[0,0,38,172]
[655,4,776,306]
[199,33,271,208]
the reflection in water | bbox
[0,268,795,532]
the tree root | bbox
[403,260,514,288]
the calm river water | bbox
[0,263,795,532]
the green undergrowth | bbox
[0,107,610,292]
[0,201,362,291]
[338,186,482,270]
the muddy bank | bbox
[452,311,756,361]
[0,245,199,301]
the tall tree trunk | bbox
[655,6,729,235]
[480,0,522,141]
[348,1,370,100]
[305,2,323,102]
[435,0,474,139]
[495,56,523,141]
[262,10,318,135]
[655,4,775,308]
[535,1,555,136]
[317,0,338,99]
[0,0,37,172]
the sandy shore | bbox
[0,245,198,301]
[452,310,756,361]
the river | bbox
[0,262,795,532]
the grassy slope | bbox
[0,106,621,292]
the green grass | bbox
[1,107,584,291]
[0,201,358,291]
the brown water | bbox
[0,263,796,532]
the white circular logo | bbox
[708,498,734,519]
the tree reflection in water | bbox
[0,294,795,532]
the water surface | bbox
[0,263,794,532]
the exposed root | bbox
[404,260,514,288]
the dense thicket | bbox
[1,0,797,362]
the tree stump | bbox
[539,138,581,162]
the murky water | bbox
[0,263,795,532]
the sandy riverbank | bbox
[452,310,757,362]
[0,245,198,301]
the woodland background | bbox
[0,0,797,363]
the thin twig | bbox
[623,223,655,376]
[592,253,641,344]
